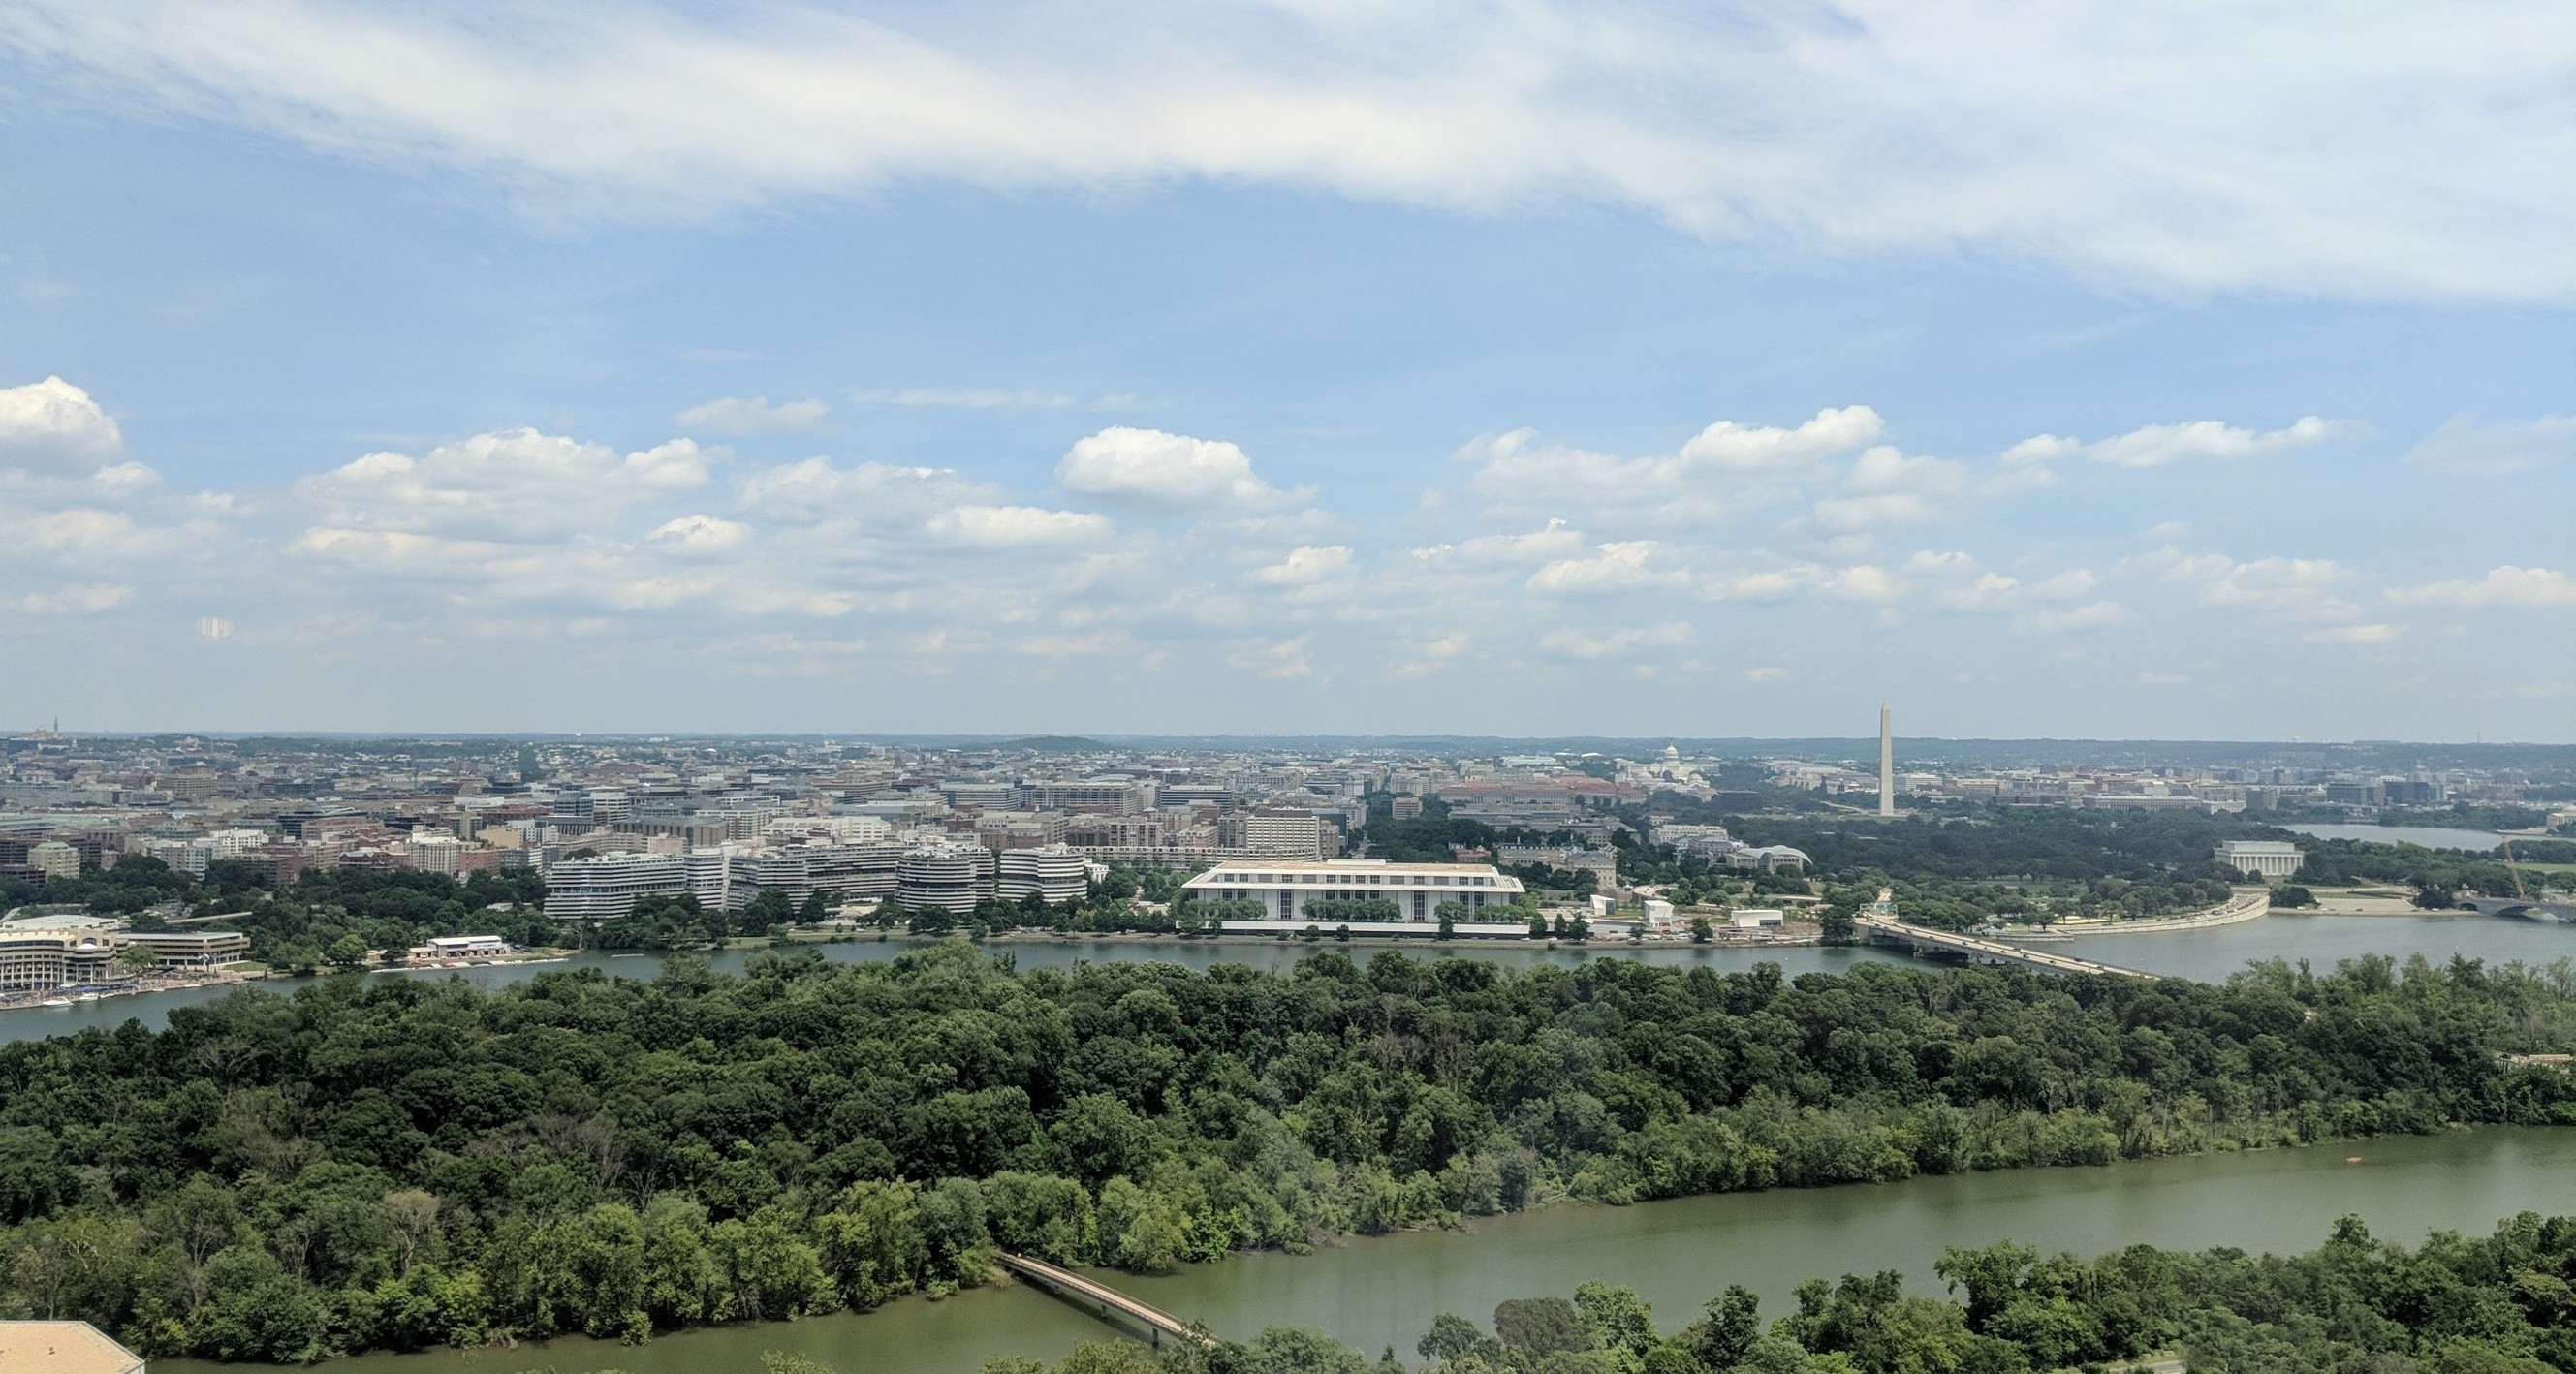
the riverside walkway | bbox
[995,1252,1215,1349]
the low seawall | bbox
[2024,890,2271,938]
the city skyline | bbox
[3,2,2570,739]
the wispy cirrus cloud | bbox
[2385,565,2576,609]
[675,395,829,433]
[7,2,2559,300]
[2403,416,2574,476]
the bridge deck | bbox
[995,1252,1214,1349]
[1856,915,2161,980]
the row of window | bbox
[1207,871,1499,888]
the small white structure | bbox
[1642,898,1677,929]
[2215,840,2306,880]
[1730,908,1786,929]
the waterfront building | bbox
[2215,839,2307,879]
[543,852,686,920]
[996,844,1092,905]
[0,930,117,991]
[897,843,995,914]
[410,934,511,962]
[123,929,250,970]
[1180,859,1525,934]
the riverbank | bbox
[12,913,2574,1046]
[2026,890,2271,937]
[171,1126,2576,1374]
[0,967,261,1012]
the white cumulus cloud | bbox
[1467,408,1880,526]
[1055,426,1304,514]
[0,376,124,474]
[647,515,755,554]
[924,504,1111,547]
[1526,541,1693,594]
[1249,545,1354,586]
[297,429,716,538]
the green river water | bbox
[11,910,2572,1046]
[161,1127,2576,1374]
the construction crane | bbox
[2500,837,2529,901]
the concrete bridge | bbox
[1855,910,2162,981]
[995,1252,1214,1349]
[2457,895,2575,923]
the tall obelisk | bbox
[1878,703,1895,816]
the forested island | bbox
[971,1210,2576,1374]
[4,944,2573,1362]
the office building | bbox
[544,852,686,920]
[123,929,251,970]
[1241,810,1327,859]
[27,841,79,881]
[897,843,995,914]
[996,844,1092,905]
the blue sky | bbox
[1,1,2569,739]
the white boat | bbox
[39,998,74,1008]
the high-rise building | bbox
[1242,810,1326,859]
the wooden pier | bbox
[994,1252,1215,1349]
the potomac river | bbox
[5,909,2572,1046]
[155,1126,2576,1374]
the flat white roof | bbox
[1196,859,1503,874]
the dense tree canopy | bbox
[3,945,2573,1361]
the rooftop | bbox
[0,1321,145,1374]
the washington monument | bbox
[1878,703,1895,816]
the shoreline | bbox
[157,1121,2574,1374]
[793,926,1829,955]
[2021,890,2272,938]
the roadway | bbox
[1854,913,2162,980]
